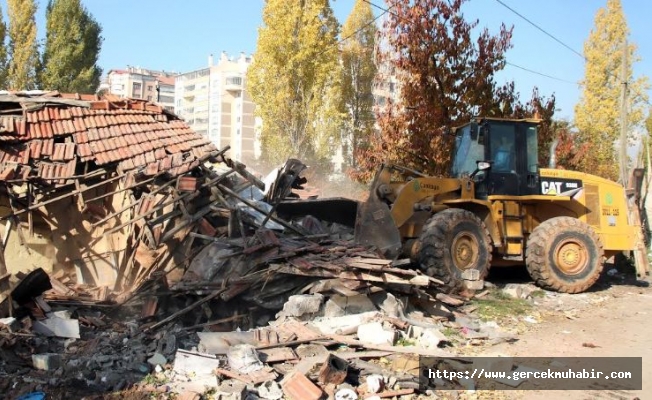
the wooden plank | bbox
[91,198,142,227]
[364,389,415,399]
[271,265,430,286]
[2,219,12,248]
[344,257,392,266]
[102,169,236,237]
[435,292,465,306]
[0,172,123,220]
[49,277,75,296]
[85,174,164,203]
[142,290,225,332]
[330,350,393,360]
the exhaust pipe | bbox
[549,138,559,168]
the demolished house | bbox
[0,92,502,399]
[0,91,222,302]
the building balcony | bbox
[224,75,243,91]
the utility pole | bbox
[619,38,629,188]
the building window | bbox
[226,76,242,86]
[236,129,240,135]
[147,85,153,92]
[132,82,142,97]
[147,96,152,101]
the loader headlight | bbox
[477,161,491,171]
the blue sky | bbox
[2,0,650,121]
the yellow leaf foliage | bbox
[246,0,342,167]
[6,0,39,90]
[574,0,649,181]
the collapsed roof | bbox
[0,91,219,184]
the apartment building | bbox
[175,52,257,163]
[104,67,177,112]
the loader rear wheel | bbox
[416,209,492,292]
[526,217,604,293]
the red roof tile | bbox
[0,93,219,180]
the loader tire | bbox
[526,217,604,294]
[417,209,492,292]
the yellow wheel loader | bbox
[354,117,640,293]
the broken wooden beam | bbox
[0,172,124,220]
[142,289,225,332]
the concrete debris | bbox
[357,322,397,346]
[173,349,221,377]
[32,353,62,370]
[32,316,80,339]
[147,352,167,367]
[227,344,264,374]
[366,374,384,393]
[417,328,448,349]
[215,379,247,400]
[276,294,324,319]
[323,294,377,318]
[197,331,256,354]
[0,317,18,332]
[502,283,539,299]
[257,379,283,400]
[335,387,359,400]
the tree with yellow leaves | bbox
[6,0,39,90]
[341,0,377,170]
[574,0,649,181]
[247,0,342,167]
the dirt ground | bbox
[484,266,651,399]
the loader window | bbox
[451,125,485,177]
[526,126,538,173]
[490,125,516,173]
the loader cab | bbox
[451,118,540,197]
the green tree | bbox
[353,0,517,180]
[341,0,377,169]
[6,0,39,90]
[574,0,649,181]
[247,0,341,166]
[0,5,8,88]
[40,0,103,93]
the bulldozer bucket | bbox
[354,168,402,259]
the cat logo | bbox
[540,178,582,196]
[542,181,563,195]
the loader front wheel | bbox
[416,209,492,292]
[526,217,604,293]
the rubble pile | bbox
[0,93,519,398]
[0,265,478,399]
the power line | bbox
[314,1,390,58]
[363,0,397,17]
[339,4,388,44]
[362,0,579,86]
[494,0,585,60]
[505,62,578,85]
